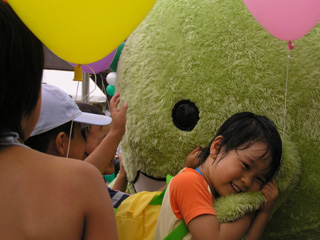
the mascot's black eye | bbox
[172,100,199,131]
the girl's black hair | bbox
[198,112,282,181]
[0,1,44,141]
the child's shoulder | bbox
[177,167,201,177]
[172,167,205,187]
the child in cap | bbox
[25,83,128,175]
[77,102,128,190]
[0,2,118,239]
[76,102,114,173]
[77,102,130,208]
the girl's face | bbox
[201,137,271,197]
[85,124,111,155]
[84,124,114,174]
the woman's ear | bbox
[55,132,68,157]
[210,135,223,158]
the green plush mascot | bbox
[116,0,320,239]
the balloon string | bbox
[101,75,111,116]
[81,65,111,115]
[82,64,97,102]
[283,46,291,138]
[67,67,110,157]
[67,81,80,158]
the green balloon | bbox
[106,84,115,96]
[110,42,125,72]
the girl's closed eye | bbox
[81,127,88,141]
[256,177,264,184]
[242,162,250,170]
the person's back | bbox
[0,148,116,239]
[0,2,117,239]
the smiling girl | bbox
[155,112,282,240]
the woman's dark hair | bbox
[0,2,44,141]
[198,112,282,181]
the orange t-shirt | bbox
[154,168,216,240]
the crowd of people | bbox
[0,1,282,239]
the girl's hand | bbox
[109,92,128,136]
[184,146,201,169]
[260,179,278,214]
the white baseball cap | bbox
[31,84,112,136]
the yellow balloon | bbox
[8,0,157,64]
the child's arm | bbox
[112,153,128,192]
[188,212,254,240]
[246,179,279,240]
[176,170,255,240]
[188,180,278,240]
[85,92,128,174]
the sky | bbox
[42,69,107,103]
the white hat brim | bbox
[74,112,112,126]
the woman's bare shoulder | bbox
[1,146,102,186]
[34,148,104,184]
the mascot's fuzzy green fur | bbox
[116,0,320,239]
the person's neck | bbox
[199,164,220,198]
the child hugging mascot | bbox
[116,0,320,239]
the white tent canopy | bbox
[42,69,107,103]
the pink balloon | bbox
[243,0,320,41]
[70,49,116,73]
